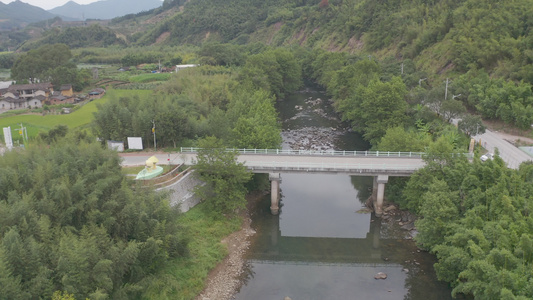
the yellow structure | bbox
[136,156,164,180]
[146,156,159,172]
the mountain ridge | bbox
[0,0,58,29]
[48,0,164,20]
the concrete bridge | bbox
[121,148,451,216]
[179,148,429,216]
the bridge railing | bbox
[244,161,422,172]
[180,147,426,158]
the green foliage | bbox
[11,44,72,83]
[198,42,245,66]
[193,137,252,216]
[376,126,430,152]
[9,43,90,90]
[240,47,302,98]
[128,73,171,83]
[400,150,533,298]
[146,202,241,299]
[20,25,125,51]
[37,125,69,144]
[0,52,16,69]
[0,140,187,299]
[458,115,486,137]
[92,93,194,149]
[339,76,409,144]
[0,90,148,141]
[455,71,533,129]
[226,89,282,149]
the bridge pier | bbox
[372,175,389,217]
[269,173,281,215]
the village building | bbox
[0,82,73,112]
[60,84,74,97]
[7,82,54,99]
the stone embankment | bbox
[156,170,202,213]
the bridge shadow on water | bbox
[234,174,458,300]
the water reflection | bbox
[280,174,370,239]
[233,86,454,300]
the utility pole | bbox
[18,123,27,147]
[401,62,404,75]
[445,78,449,100]
[152,120,157,151]
[419,78,427,87]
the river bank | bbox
[195,191,266,300]
[195,194,421,300]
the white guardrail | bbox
[244,161,422,171]
[180,147,425,157]
[180,147,472,158]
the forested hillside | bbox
[133,0,532,83]
[9,0,532,85]
[19,25,126,51]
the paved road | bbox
[120,152,426,176]
[473,129,532,169]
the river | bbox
[233,86,456,299]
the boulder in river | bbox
[374,272,388,279]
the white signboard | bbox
[3,127,13,150]
[107,140,124,152]
[127,137,143,150]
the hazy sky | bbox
[0,0,100,10]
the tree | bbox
[240,48,302,98]
[458,115,486,137]
[11,44,72,83]
[227,89,282,149]
[441,99,467,123]
[0,140,187,299]
[376,126,430,152]
[342,76,408,144]
[193,137,252,216]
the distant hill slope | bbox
[49,0,164,20]
[0,1,59,29]
[134,0,532,83]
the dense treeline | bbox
[297,48,471,147]
[0,138,187,299]
[295,46,533,298]
[130,0,533,86]
[396,154,533,299]
[11,44,91,91]
[20,25,125,51]
[4,0,531,89]
[93,46,302,149]
[454,70,533,130]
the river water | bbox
[233,86,455,299]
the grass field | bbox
[0,89,153,140]
[129,73,172,83]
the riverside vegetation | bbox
[1,0,533,298]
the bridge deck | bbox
[121,150,428,176]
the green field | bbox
[0,89,153,140]
[129,73,172,83]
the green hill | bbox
[130,0,532,83]
[8,0,533,83]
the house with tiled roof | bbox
[7,82,54,99]
[60,84,73,97]
[0,83,54,112]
